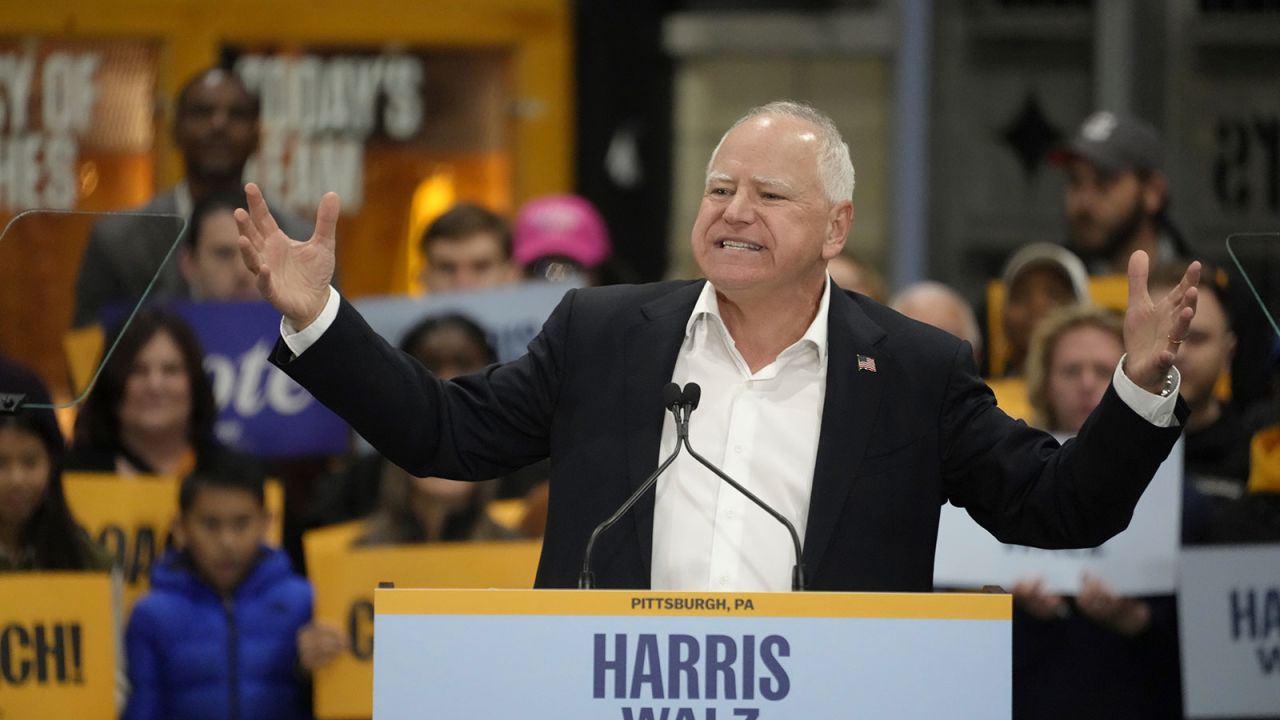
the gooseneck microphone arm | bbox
[578,383,686,590]
[677,383,807,592]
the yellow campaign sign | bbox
[64,473,286,615]
[64,474,178,614]
[305,538,541,719]
[0,573,116,720]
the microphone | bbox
[677,382,807,591]
[578,382,686,589]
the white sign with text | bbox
[1179,545,1280,718]
[933,438,1183,595]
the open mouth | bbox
[719,239,763,251]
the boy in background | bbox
[124,469,342,720]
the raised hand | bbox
[236,182,339,329]
[1123,251,1201,394]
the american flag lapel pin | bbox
[856,354,877,373]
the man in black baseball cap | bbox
[1051,111,1188,275]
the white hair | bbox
[708,100,856,204]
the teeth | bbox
[722,240,761,251]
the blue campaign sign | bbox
[172,300,348,458]
[354,281,576,362]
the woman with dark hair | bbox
[67,310,233,477]
[398,313,498,378]
[0,356,109,570]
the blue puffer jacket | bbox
[123,547,313,720]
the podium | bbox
[373,589,1011,718]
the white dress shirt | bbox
[283,282,1181,592]
[650,279,830,592]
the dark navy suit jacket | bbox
[275,280,1185,591]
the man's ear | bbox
[178,246,197,286]
[824,201,853,260]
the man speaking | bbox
[235,102,1198,592]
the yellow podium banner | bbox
[64,473,285,614]
[0,573,116,720]
[305,537,541,719]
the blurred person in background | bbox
[890,281,982,365]
[1148,264,1248,499]
[513,194,612,285]
[180,188,261,302]
[355,468,513,546]
[1025,306,1125,434]
[418,203,517,293]
[0,356,111,571]
[1014,305,1182,720]
[67,311,252,478]
[74,67,310,326]
[1000,243,1090,378]
[827,252,888,303]
[124,468,332,720]
[1051,111,1187,276]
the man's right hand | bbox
[236,182,339,329]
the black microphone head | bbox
[682,382,702,410]
[662,382,682,411]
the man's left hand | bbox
[1123,251,1200,395]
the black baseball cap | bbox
[1050,111,1163,175]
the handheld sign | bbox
[304,536,541,719]
[933,439,1183,595]
[1179,544,1280,717]
[0,573,116,720]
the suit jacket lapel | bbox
[803,288,888,579]
[622,281,704,579]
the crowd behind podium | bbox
[2,70,1279,720]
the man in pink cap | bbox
[513,194,612,284]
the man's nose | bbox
[723,191,756,224]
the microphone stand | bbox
[578,384,685,589]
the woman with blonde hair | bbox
[1025,305,1125,434]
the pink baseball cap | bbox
[513,194,612,270]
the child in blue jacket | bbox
[123,468,343,720]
